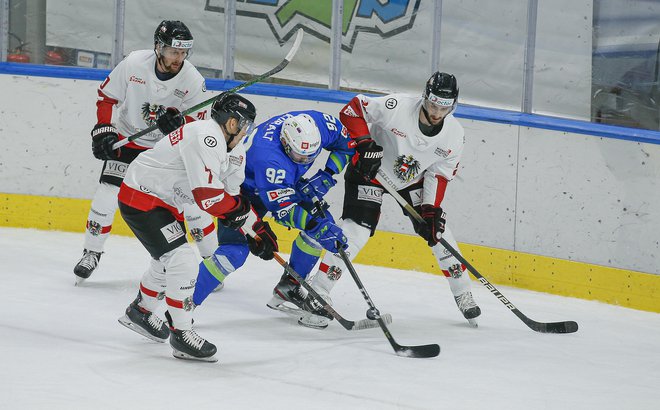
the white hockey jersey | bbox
[119,119,246,219]
[98,49,209,149]
[342,93,465,206]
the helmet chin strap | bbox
[222,123,240,152]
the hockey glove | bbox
[156,107,184,135]
[354,137,384,181]
[91,123,120,160]
[219,195,252,230]
[307,218,348,254]
[297,169,336,201]
[246,220,278,260]
[414,205,446,247]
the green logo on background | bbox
[205,0,420,52]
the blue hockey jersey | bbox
[241,110,354,230]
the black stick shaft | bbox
[375,170,578,334]
[111,28,304,150]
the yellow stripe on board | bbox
[2,193,658,313]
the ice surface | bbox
[2,228,659,409]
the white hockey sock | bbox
[162,245,198,330]
[83,182,119,252]
[183,203,217,258]
[137,259,167,312]
[310,219,371,297]
[431,226,472,296]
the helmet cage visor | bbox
[282,142,318,164]
[157,40,193,59]
[423,92,455,117]
[235,114,255,136]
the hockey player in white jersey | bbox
[301,72,481,329]
[116,93,278,362]
[74,20,217,283]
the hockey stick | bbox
[111,28,304,151]
[242,225,390,331]
[336,247,441,358]
[375,169,578,334]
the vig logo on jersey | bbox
[204,0,421,52]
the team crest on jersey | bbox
[393,154,420,182]
[141,103,167,126]
[205,0,421,53]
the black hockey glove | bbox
[156,107,184,135]
[247,221,279,260]
[354,137,384,181]
[91,123,120,160]
[219,195,252,230]
[414,205,446,247]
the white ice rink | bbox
[2,227,659,409]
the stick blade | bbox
[395,343,440,359]
[529,320,579,334]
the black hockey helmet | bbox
[424,71,459,105]
[422,71,459,121]
[211,93,257,147]
[154,20,194,52]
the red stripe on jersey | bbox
[432,175,449,207]
[166,296,184,309]
[340,97,370,139]
[96,90,118,124]
[140,282,160,298]
[118,183,184,221]
[191,187,237,219]
[86,220,112,234]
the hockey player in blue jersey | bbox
[192,110,355,328]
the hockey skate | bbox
[73,249,102,285]
[454,291,481,327]
[118,295,170,343]
[165,311,217,362]
[298,294,334,330]
[266,272,306,316]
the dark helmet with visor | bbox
[154,20,194,58]
[211,93,257,148]
[422,71,459,118]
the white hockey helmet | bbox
[280,114,321,164]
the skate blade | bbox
[467,318,479,328]
[172,349,218,363]
[266,295,303,315]
[297,311,330,330]
[74,275,86,286]
[118,315,168,343]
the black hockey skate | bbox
[165,311,217,362]
[454,291,481,327]
[266,272,306,314]
[73,249,102,284]
[298,295,334,330]
[118,294,170,343]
